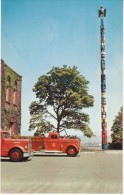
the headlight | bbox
[24,145,28,149]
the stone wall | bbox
[1,59,22,135]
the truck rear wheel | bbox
[66,146,77,157]
[9,149,23,162]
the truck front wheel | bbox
[9,149,23,162]
[66,146,77,157]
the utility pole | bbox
[98,7,108,149]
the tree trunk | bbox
[57,120,60,133]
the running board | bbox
[33,150,63,153]
[44,151,62,153]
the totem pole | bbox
[99,7,108,149]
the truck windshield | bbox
[51,135,58,139]
[3,132,10,139]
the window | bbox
[3,132,10,139]
[13,81,18,105]
[6,76,11,103]
[51,135,58,139]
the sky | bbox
[1,0,123,139]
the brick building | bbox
[1,59,22,135]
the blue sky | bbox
[1,0,123,138]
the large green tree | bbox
[111,107,123,143]
[29,65,94,137]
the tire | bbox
[66,146,77,157]
[9,149,23,162]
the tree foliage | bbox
[111,107,123,143]
[29,101,53,135]
[29,65,94,137]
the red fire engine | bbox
[0,131,31,162]
[18,131,80,157]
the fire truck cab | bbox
[0,131,31,162]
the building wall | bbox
[1,59,22,135]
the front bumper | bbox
[23,153,30,157]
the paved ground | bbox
[1,151,123,194]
